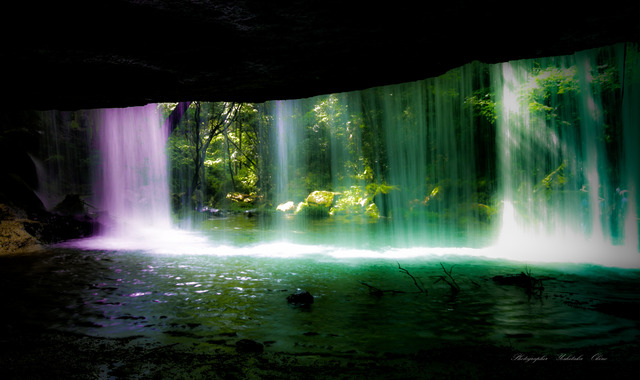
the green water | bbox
[199,213,496,250]
[5,235,640,356]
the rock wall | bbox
[3,1,639,110]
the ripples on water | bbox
[2,239,639,356]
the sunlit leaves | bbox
[465,89,497,122]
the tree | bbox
[169,101,242,211]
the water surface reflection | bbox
[2,247,639,356]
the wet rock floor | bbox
[1,327,639,379]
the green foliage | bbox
[294,190,336,218]
[166,101,260,214]
[295,201,330,218]
[539,162,567,190]
[331,186,366,216]
[592,64,621,93]
[527,65,579,122]
[365,182,398,202]
[465,89,497,122]
[162,45,631,233]
[532,66,579,95]
[364,203,380,218]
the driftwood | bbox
[397,262,427,295]
[434,263,460,295]
[359,263,427,296]
[358,281,407,296]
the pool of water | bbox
[3,217,639,357]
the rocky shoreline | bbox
[0,202,95,255]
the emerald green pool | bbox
[4,215,639,358]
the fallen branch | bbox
[523,266,544,298]
[397,262,427,295]
[359,263,428,296]
[359,281,406,296]
[434,263,460,295]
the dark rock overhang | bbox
[3,0,639,110]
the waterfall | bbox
[490,44,640,265]
[265,44,639,266]
[93,104,172,237]
[37,44,638,266]
[266,63,492,248]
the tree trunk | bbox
[225,124,236,191]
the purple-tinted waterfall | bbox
[94,105,171,237]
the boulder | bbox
[52,194,89,216]
[286,290,314,307]
[305,191,335,207]
[276,201,296,213]
[226,192,256,204]
[0,204,41,254]
[294,201,329,218]
[1,202,97,254]
[294,191,335,218]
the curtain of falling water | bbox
[491,44,640,263]
[32,44,640,264]
[93,105,171,237]
[619,44,640,251]
[264,44,639,261]
[265,63,491,248]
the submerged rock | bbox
[492,272,545,297]
[235,339,264,354]
[287,290,314,307]
[593,302,640,321]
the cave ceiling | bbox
[3,0,639,110]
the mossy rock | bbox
[330,187,366,216]
[295,201,330,218]
[294,190,335,218]
[275,201,296,213]
[305,190,335,207]
[226,192,256,204]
